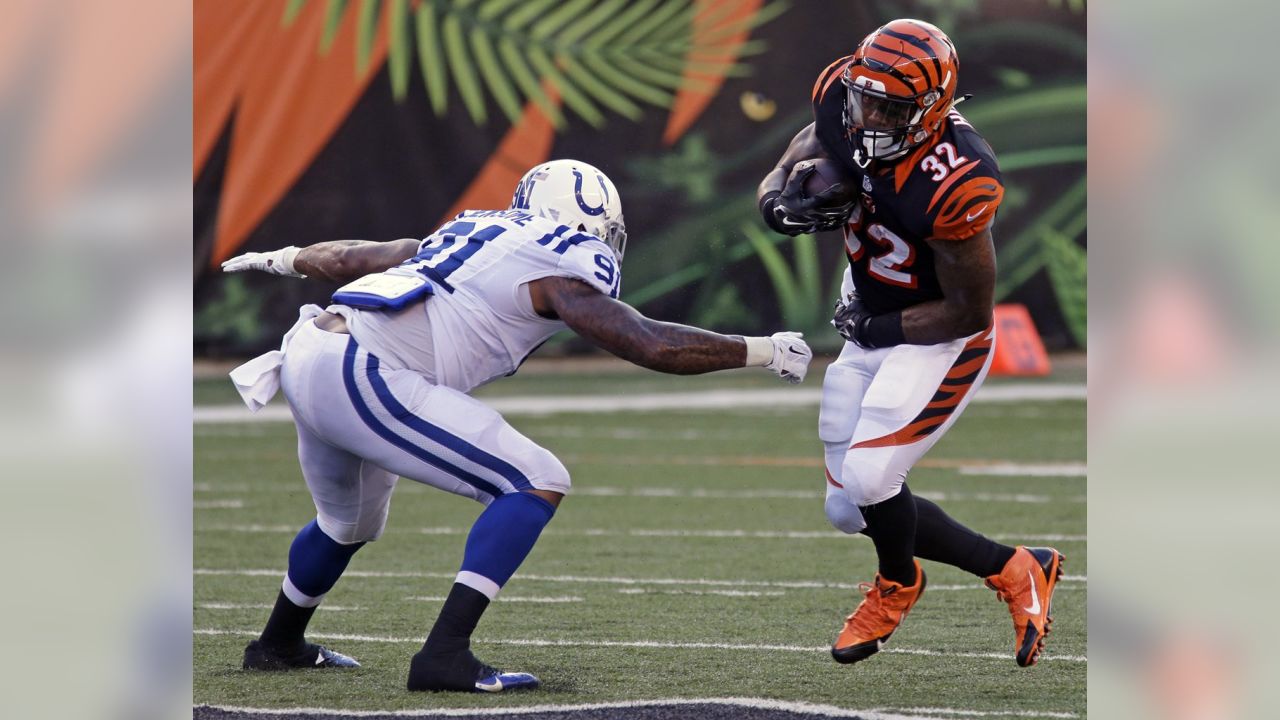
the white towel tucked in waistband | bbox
[229,304,325,412]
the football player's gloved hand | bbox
[765,331,814,384]
[777,163,856,232]
[832,291,871,346]
[221,246,306,278]
[760,190,816,236]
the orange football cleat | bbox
[832,560,926,664]
[985,546,1064,667]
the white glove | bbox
[745,332,813,384]
[221,246,305,278]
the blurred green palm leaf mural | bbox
[285,0,787,127]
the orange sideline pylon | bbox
[989,304,1052,376]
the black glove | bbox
[831,291,871,345]
[760,190,814,236]
[832,291,906,349]
[778,163,856,232]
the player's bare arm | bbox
[757,122,826,200]
[901,228,996,344]
[528,276,810,379]
[294,239,420,282]
[221,239,420,282]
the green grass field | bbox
[194,365,1086,718]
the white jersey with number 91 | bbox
[334,209,622,393]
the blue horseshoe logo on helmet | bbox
[571,170,609,216]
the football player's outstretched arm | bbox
[221,239,420,283]
[528,277,812,382]
[902,229,996,343]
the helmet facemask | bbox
[599,216,627,263]
[842,71,939,168]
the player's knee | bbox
[854,472,905,508]
[842,451,902,509]
[824,491,867,534]
[317,509,388,545]
[524,447,571,496]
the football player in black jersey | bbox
[756,19,1063,668]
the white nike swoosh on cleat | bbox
[966,206,987,222]
[1023,570,1041,616]
[475,678,502,692]
[315,650,325,665]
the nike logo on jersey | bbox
[1023,570,1041,616]
[966,206,987,222]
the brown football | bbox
[787,158,857,206]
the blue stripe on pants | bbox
[341,338,507,500]
[362,352,534,492]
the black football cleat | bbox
[242,639,361,670]
[407,648,539,693]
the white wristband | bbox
[279,246,302,275]
[743,336,774,367]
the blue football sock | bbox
[282,519,364,607]
[456,492,556,599]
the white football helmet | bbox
[510,159,627,262]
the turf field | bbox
[193,361,1086,719]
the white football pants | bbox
[818,322,996,533]
[278,319,570,545]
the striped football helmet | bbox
[842,19,959,167]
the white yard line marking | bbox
[925,584,1082,592]
[193,482,1085,499]
[196,602,359,611]
[617,588,786,597]
[197,697,1078,719]
[194,383,1085,423]
[196,568,1086,590]
[197,524,1086,544]
[959,464,1086,478]
[193,499,244,509]
[577,486,823,499]
[886,709,1078,719]
[194,628,1085,663]
[406,595,583,604]
[576,487,1083,504]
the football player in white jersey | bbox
[219,159,813,693]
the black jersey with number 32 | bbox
[811,56,1005,315]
